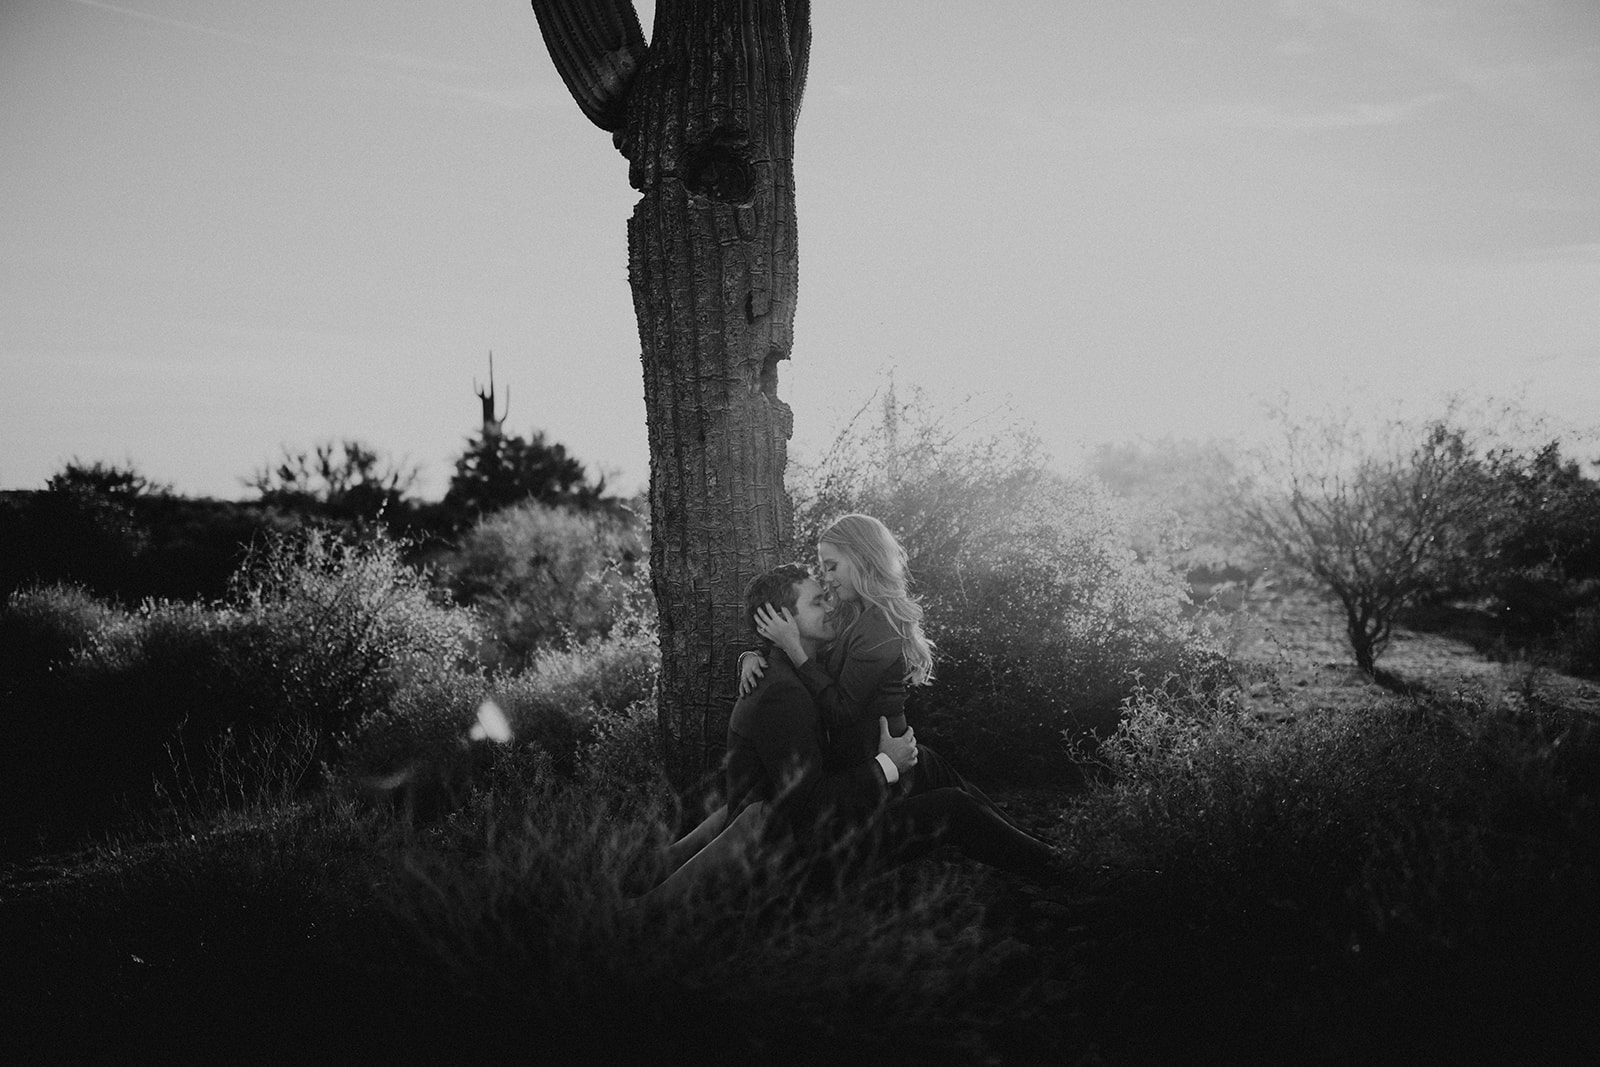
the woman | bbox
[748,514,1061,877]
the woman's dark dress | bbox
[791,604,1056,875]
[792,603,909,773]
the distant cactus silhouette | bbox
[474,351,509,442]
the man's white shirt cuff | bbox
[875,752,900,784]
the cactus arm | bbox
[787,0,810,118]
[530,0,648,133]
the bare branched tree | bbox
[47,459,170,499]
[1232,409,1486,674]
[248,440,420,517]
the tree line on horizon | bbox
[0,419,624,607]
[5,392,1600,685]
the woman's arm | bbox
[737,650,767,696]
[793,629,902,730]
[753,604,904,730]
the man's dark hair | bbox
[742,563,811,638]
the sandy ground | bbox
[1224,584,1600,720]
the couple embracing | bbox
[646,514,1061,901]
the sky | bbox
[4,0,1599,500]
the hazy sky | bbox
[4,0,1598,499]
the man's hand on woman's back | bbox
[738,651,768,696]
[878,716,917,775]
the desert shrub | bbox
[578,695,670,805]
[0,484,147,599]
[1557,599,1600,677]
[443,428,608,521]
[2,464,311,604]
[0,530,481,853]
[490,622,660,776]
[328,666,499,822]
[340,669,489,770]
[246,438,420,521]
[1453,441,1600,673]
[794,385,1214,780]
[440,500,648,666]
[336,609,658,816]
[1070,683,1466,911]
[156,715,329,819]
[0,583,125,689]
[0,597,264,853]
[1064,679,1600,953]
[918,474,1221,765]
[116,495,306,602]
[221,529,478,739]
[1466,441,1600,590]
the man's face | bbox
[790,577,836,644]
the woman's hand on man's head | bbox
[754,603,805,663]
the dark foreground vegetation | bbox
[4,398,1599,1063]
[5,654,1596,1063]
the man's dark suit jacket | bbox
[724,650,888,835]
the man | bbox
[726,564,919,832]
[649,566,918,897]
[647,564,1058,900]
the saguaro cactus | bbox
[475,351,508,441]
[531,0,808,787]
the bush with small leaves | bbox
[441,501,648,667]
[794,385,1216,781]
[490,623,660,777]
[223,529,479,739]
[0,583,124,690]
[579,696,669,806]
[0,529,482,853]
[1062,677,1600,953]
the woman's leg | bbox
[640,802,769,905]
[911,743,1036,836]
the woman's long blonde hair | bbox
[819,513,935,685]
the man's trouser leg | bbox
[877,787,1055,877]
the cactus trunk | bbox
[625,0,802,789]
[531,0,806,789]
